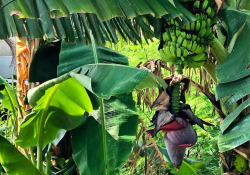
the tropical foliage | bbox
[1,0,250,174]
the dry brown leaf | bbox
[215,0,223,12]
[126,117,167,174]
[151,91,170,109]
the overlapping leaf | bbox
[17,63,165,148]
[219,7,250,46]
[5,0,192,20]
[15,76,93,148]
[58,39,128,76]
[218,114,250,152]
[0,0,196,43]
[72,94,138,175]
[216,8,250,151]
[216,22,250,133]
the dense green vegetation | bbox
[1,0,250,174]
[113,39,220,174]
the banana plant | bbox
[147,0,217,169]
[0,40,169,174]
[0,0,196,44]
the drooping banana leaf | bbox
[71,64,167,99]
[15,76,93,148]
[0,0,196,43]
[58,39,129,76]
[216,22,250,87]
[0,135,42,175]
[4,0,192,20]
[72,94,138,175]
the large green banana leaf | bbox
[218,113,250,152]
[0,0,196,43]
[15,76,93,148]
[58,39,129,76]
[72,94,138,175]
[0,135,42,175]
[219,7,250,46]
[215,8,250,151]
[240,0,250,10]
[17,64,165,148]
[58,40,167,96]
[72,64,167,99]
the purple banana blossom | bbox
[148,91,213,169]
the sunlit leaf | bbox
[16,77,93,148]
[0,135,42,175]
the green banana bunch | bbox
[185,53,207,68]
[159,0,217,68]
[193,0,218,23]
[160,46,189,63]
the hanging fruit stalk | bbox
[148,0,217,169]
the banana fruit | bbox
[185,53,207,68]
[160,0,216,68]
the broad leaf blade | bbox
[219,114,250,152]
[58,39,129,76]
[220,98,250,133]
[16,77,93,148]
[219,7,249,45]
[72,94,138,175]
[74,64,166,99]
[0,135,42,175]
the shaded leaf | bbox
[220,7,249,46]
[29,44,60,83]
[216,22,250,99]
[58,39,128,76]
[219,114,250,152]
[220,98,250,133]
[0,0,196,44]
[73,94,138,174]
